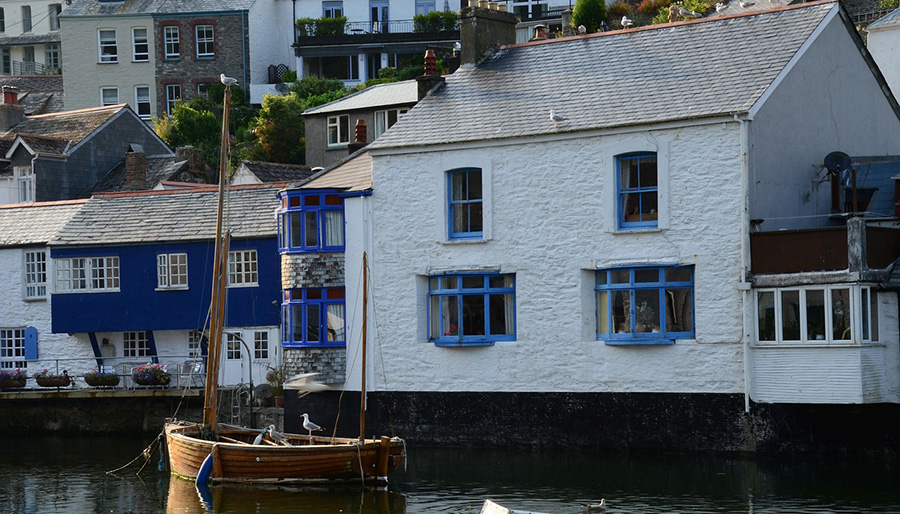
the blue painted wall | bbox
[50,238,281,333]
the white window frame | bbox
[165,83,181,116]
[21,6,31,33]
[24,249,47,300]
[327,114,350,147]
[135,86,151,120]
[254,331,269,360]
[195,24,214,58]
[98,29,117,63]
[156,253,188,290]
[754,284,877,345]
[374,108,408,138]
[163,25,180,59]
[123,331,150,357]
[196,83,209,98]
[49,4,61,31]
[132,27,148,61]
[56,257,119,293]
[44,43,59,70]
[100,87,119,106]
[228,249,258,287]
[226,332,241,360]
[0,328,26,369]
[15,166,33,203]
[188,329,202,357]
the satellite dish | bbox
[254,383,273,399]
[824,151,851,173]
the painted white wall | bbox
[749,12,900,230]
[867,22,900,100]
[0,177,16,204]
[0,247,93,376]
[248,0,297,85]
[349,122,748,394]
[294,0,462,24]
[61,15,157,116]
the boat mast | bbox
[202,85,232,434]
[360,252,368,441]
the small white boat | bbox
[480,499,552,514]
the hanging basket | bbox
[132,371,171,386]
[35,375,72,388]
[0,375,27,390]
[84,373,120,387]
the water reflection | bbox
[165,475,407,514]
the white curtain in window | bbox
[327,304,345,341]
[325,211,343,246]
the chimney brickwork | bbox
[458,5,519,66]
[0,86,25,131]
[125,151,147,190]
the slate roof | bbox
[50,183,287,246]
[238,161,316,182]
[370,2,837,150]
[0,76,66,115]
[0,200,86,248]
[91,155,199,193]
[0,104,125,151]
[0,33,61,45]
[866,7,900,31]
[303,81,419,116]
[300,151,372,192]
[62,0,257,17]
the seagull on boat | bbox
[220,73,238,86]
[301,413,323,437]
[268,425,291,446]
[621,15,634,27]
[581,499,606,512]
[549,109,568,128]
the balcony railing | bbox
[12,60,59,75]
[297,18,458,38]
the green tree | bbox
[249,92,307,164]
[572,0,607,33]
[289,76,347,100]
[153,102,220,158]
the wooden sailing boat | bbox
[164,77,406,485]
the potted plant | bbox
[0,369,27,390]
[84,369,120,387]
[132,363,171,386]
[266,365,285,407]
[34,369,72,388]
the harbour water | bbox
[1,435,899,514]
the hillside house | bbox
[47,184,286,386]
[0,0,65,76]
[0,99,172,205]
[284,1,900,450]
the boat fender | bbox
[197,448,215,484]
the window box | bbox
[34,372,72,388]
[0,370,27,390]
[84,371,120,387]
[132,363,171,386]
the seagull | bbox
[220,73,238,86]
[578,24,587,34]
[716,2,727,12]
[600,21,609,32]
[581,499,606,512]
[549,109,568,128]
[284,372,331,392]
[679,5,702,18]
[251,428,267,445]
[268,424,291,446]
[739,0,753,7]
[621,15,634,27]
[301,413,323,437]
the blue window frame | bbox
[281,287,346,348]
[596,265,693,344]
[617,153,658,230]
[448,168,483,240]
[277,192,345,252]
[428,273,515,346]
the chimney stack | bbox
[458,3,519,66]
[348,119,368,153]
[125,150,147,190]
[417,48,446,100]
[0,86,25,131]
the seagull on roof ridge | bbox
[679,5,703,18]
[621,15,634,27]
[716,2,726,12]
[220,73,238,86]
[578,24,587,34]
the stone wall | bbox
[284,347,346,385]
[282,252,344,289]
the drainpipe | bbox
[30,152,39,201]
[736,114,752,414]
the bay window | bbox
[755,285,877,344]
[278,192,344,252]
[282,288,346,347]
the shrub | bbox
[414,11,458,32]
[572,0,608,33]
[295,16,347,36]
[636,0,670,15]
[606,1,632,19]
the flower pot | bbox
[0,376,27,390]
[36,376,71,388]
[85,373,120,387]
[274,396,284,408]
[132,372,171,386]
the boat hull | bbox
[164,422,406,484]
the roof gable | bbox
[370,2,837,150]
[0,104,127,152]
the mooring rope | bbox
[106,430,163,475]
